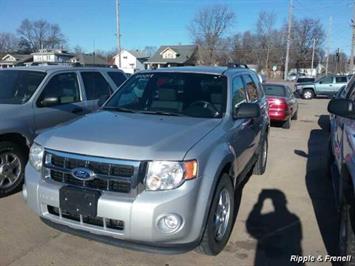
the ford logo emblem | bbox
[71,168,96,181]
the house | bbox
[70,53,108,67]
[113,49,149,74]
[0,53,32,68]
[31,49,73,65]
[144,45,198,69]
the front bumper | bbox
[24,164,203,250]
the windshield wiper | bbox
[139,110,183,116]
[102,107,137,113]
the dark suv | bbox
[328,76,355,261]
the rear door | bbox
[316,76,334,95]
[80,71,113,112]
[33,71,88,133]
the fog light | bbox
[157,214,182,233]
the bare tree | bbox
[17,19,66,52]
[189,5,235,65]
[0,33,19,53]
[290,18,325,69]
[256,11,276,73]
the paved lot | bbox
[0,99,338,266]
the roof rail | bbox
[227,63,249,69]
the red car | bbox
[263,83,298,129]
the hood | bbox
[0,104,24,116]
[36,111,222,161]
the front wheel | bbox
[196,173,235,255]
[0,142,27,197]
[253,135,268,175]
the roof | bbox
[73,54,108,65]
[145,45,197,64]
[1,65,123,73]
[138,66,254,75]
[0,53,32,63]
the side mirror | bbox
[234,103,260,119]
[98,95,109,107]
[40,97,59,107]
[328,99,355,119]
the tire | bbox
[339,200,355,265]
[196,173,235,255]
[302,89,314,100]
[292,110,298,120]
[253,135,268,175]
[282,118,291,129]
[0,141,27,197]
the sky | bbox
[0,0,352,55]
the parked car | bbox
[295,75,350,99]
[287,73,298,81]
[263,83,298,129]
[23,66,270,255]
[328,77,355,261]
[0,66,127,197]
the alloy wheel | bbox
[0,152,22,189]
[214,188,231,241]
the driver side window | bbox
[319,76,333,84]
[232,76,246,109]
[38,73,80,107]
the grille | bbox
[44,150,140,194]
[47,205,124,231]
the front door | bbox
[316,76,334,95]
[33,72,88,134]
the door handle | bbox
[71,107,84,114]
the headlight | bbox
[29,143,44,171]
[145,160,197,191]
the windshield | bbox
[263,85,287,97]
[0,70,46,104]
[104,72,227,118]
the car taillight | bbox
[267,97,288,109]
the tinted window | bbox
[0,70,46,104]
[232,76,246,108]
[263,85,286,97]
[105,73,227,118]
[318,76,333,84]
[336,76,347,83]
[243,74,258,101]
[297,78,315,83]
[81,72,112,100]
[107,71,127,87]
[38,73,79,106]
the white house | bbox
[0,54,32,68]
[32,49,73,65]
[113,50,148,74]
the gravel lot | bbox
[0,98,338,266]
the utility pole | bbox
[326,16,332,75]
[284,0,293,80]
[350,1,355,73]
[311,38,316,77]
[115,0,121,68]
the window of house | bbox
[81,72,112,100]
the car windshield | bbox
[0,70,46,104]
[263,85,286,97]
[104,72,227,118]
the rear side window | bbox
[263,85,286,97]
[107,71,127,88]
[243,74,258,102]
[38,72,80,106]
[336,76,347,83]
[81,72,112,100]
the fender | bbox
[0,120,35,148]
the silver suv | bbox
[24,66,270,255]
[0,66,126,197]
